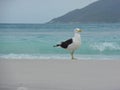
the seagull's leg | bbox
[70,51,77,60]
[70,51,74,60]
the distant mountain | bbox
[48,0,120,23]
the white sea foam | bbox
[0,53,70,60]
[0,53,120,60]
[90,42,120,52]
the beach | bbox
[0,59,120,90]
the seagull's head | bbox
[74,28,82,33]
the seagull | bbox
[54,28,82,59]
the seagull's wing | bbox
[60,38,73,49]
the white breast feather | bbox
[67,37,81,51]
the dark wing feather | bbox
[60,38,72,49]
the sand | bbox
[0,59,120,90]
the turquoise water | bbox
[0,23,120,60]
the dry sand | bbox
[0,59,120,90]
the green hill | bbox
[48,0,120,23]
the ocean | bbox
[0,23,120,60]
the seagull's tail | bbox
[53,44,60,47]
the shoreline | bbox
[0,53,120,61]
[1,54,120,60]
[0,59,120,90]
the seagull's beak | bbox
[78,29,82,32]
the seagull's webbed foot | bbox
[72,58,77,60]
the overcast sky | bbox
[0,0,97,23]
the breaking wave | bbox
[90,42,120,52]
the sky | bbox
[0,0,97,23]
